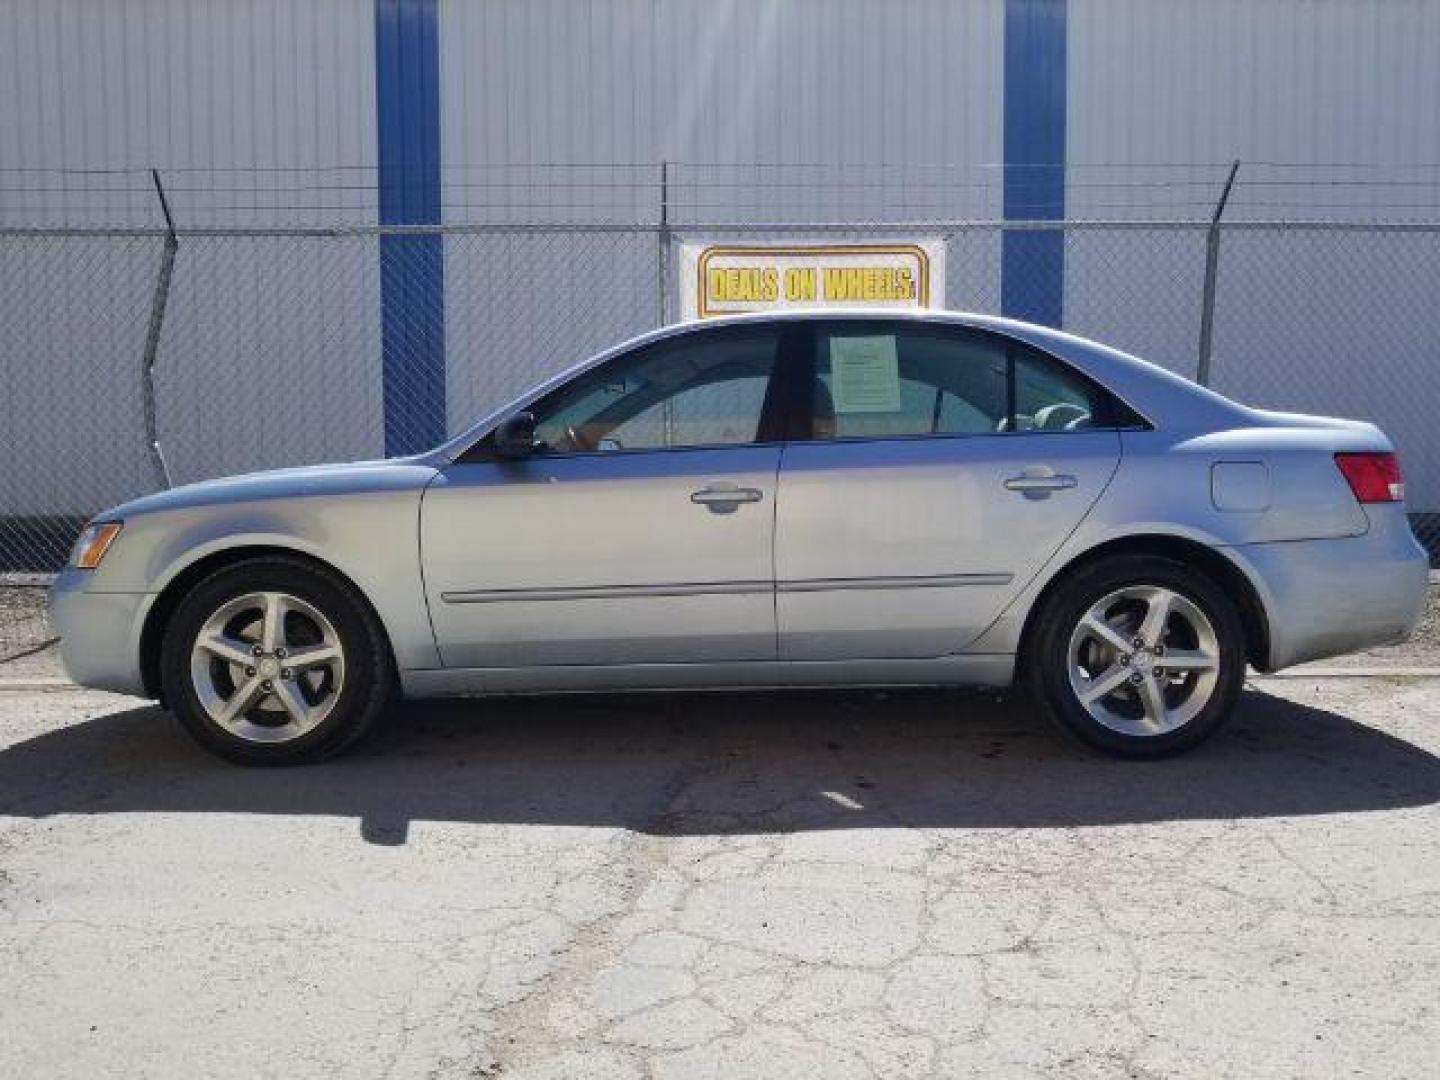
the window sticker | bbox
[829,335,901,413]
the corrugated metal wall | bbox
[437,0,1007,428]
[1065,0,1440,509]
[1065,0,1440,368]
[0,0,377,227]
[3,0,1440,514]
[8,0,1434,221]
[438,0,1003,173]
[0,0,382,508]
[1069,0,1440,215]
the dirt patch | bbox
[0,585,53,664]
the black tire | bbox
[159,555,395,765]
[1023,554,1247,758]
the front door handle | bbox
[691,482,764,513]
[1004,468,1078,498]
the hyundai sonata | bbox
[52,310,1429,763]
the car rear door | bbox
[774,319,1123,660]
[422,325,791,669]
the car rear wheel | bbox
[1024,554,1247,757]
[159,556,394,764]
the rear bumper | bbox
[49,569,152,696]
[1235,507,1430,671]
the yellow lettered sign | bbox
[677,240,944,321]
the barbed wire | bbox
[6,163,1440,230]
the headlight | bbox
[71,521,123,569]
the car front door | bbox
[421,325,791,669]
[775,319,1124,660]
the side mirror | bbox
[492,411,539,459]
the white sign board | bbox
[677,239,945,321]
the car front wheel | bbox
[1025,554,1248,758]
[159,556,394,765]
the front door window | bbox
[528,328,782,454]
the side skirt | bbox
[399,654,1016,698]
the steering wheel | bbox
[1035,403,1090,431]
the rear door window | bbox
[806,321,1118,440]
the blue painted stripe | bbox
[1001,0,1067,328]
[376,0,445,455]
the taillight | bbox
[1335,452,1405,503]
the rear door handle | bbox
[691,482,764,513]
[1004,469,1078,497]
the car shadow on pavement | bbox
[1,687,1436,845]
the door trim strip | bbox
[442,581,773,604]
[442,573,1011,604]
[777,573,1012,593]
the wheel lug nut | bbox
[1129,672,1144,685]
[261,680,273,692]
[1131,637,1145,649]
[281,669,293,680]
[252,645,264,657]
[1152,666,1163,677]
[275,647,287,659]
[1153,644,1165,656]
[244,666,256,677]
[1119,654,1130,666]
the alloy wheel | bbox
[1065,585,1221,737]
[189,591,346,743]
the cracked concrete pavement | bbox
[1,675,1438,1078]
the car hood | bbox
[103,458,441,520]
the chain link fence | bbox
[3,167,1439,660]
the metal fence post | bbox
[140,168,176,489]
[657,160,671,327]
[1195,159,1240,387]
[657,161,675,443]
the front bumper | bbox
[49,569,153,696]
[1236,506,1430,671]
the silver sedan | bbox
[51,310,1429,763]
